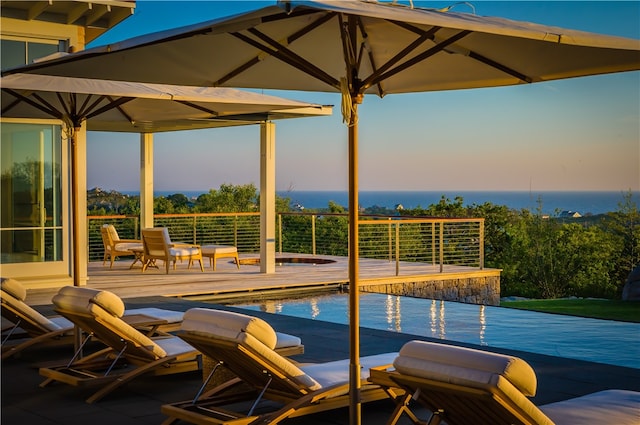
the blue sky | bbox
[86,1,639,193]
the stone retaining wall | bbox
[362,273,501,306]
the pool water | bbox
[232,292,640,369]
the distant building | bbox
[559,210,582,218]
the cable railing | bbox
[88,212,484,274]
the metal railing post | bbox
[479,220,485,270]
[395,222,400,276]
[192,216,197,244]
[388,218,392,263]
[278,214,282,255]
[234,215,238,247]
[439,221,444,273]
[312,215,316,256]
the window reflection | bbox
[0,123,63,263]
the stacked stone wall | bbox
[362,275,500,306]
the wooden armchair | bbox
[100,224,143,268]
[141,227,204,273]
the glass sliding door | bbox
[1,122,63,265]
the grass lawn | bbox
[500,298,640,323]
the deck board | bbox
[24,253,500,306]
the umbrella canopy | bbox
[10,2,638,423]
[1,71,330,298]
[1,73,331,132]
[7,0,639,93]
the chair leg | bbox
[234,253,240,269]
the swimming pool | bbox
[231,292,640,369]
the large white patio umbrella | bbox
[8,1,639,422]
[1,73,329,132]
[1,72,330,290]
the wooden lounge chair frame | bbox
[161,308,400,425]
[369,340,640,425]
[1,279,184,360]
[38,286,201,403]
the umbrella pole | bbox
[71,126,82,355]
[348,100,361,425]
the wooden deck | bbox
[25,253,501,306]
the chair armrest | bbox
[117,238,142,244]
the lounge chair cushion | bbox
[540,389,640,425]
[1,277,27,301]
[53,286,126,318]
[53,286,167,359]
[393,340,537,397]
[1,287,67,332]
[242,331,322,391]
[275,331,302,349]
[182,308,278,349]
[128,307,184,324]
[301,352,398,388]
[182,308,322,391]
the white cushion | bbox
[169,246,200,257]
[394,340,537,397]
[201,245,237,255]
[154,335,197,357]
[540,389,640,425]
[114,242,143,251]
[275,331,301,349]
[1,277,27,301]
[182,308,278,349]
[1,288,67,332]
[53,286,125,318]
[127,307,183,324]
[301,352,398,388]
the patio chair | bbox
[100,224,143,268]
[141,227,204,273]
[38,285,201,403]
[1,278,185,360]
[368,340,640,425]
[161,307,399,425]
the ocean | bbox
[142,190,637,216]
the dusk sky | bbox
[86,1,639,193]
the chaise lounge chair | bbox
[1,278,184,360]
[368,340,640,425]
[38,285,202,403]
[161,307,399,425]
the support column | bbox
[75,125,88,286]
[260,121,276,274]
[140,133,154,231]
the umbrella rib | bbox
[1,89,62,119]
[361,26,440,93]
[375,30,472,85]
[216,11,337,88]
[85,96,135,120]
[246,28,341,89]
[467,51,533,83]
[175,100,219,117]
[355,17,384,96]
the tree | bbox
[602,190,640,294]
[195,183,258,213]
